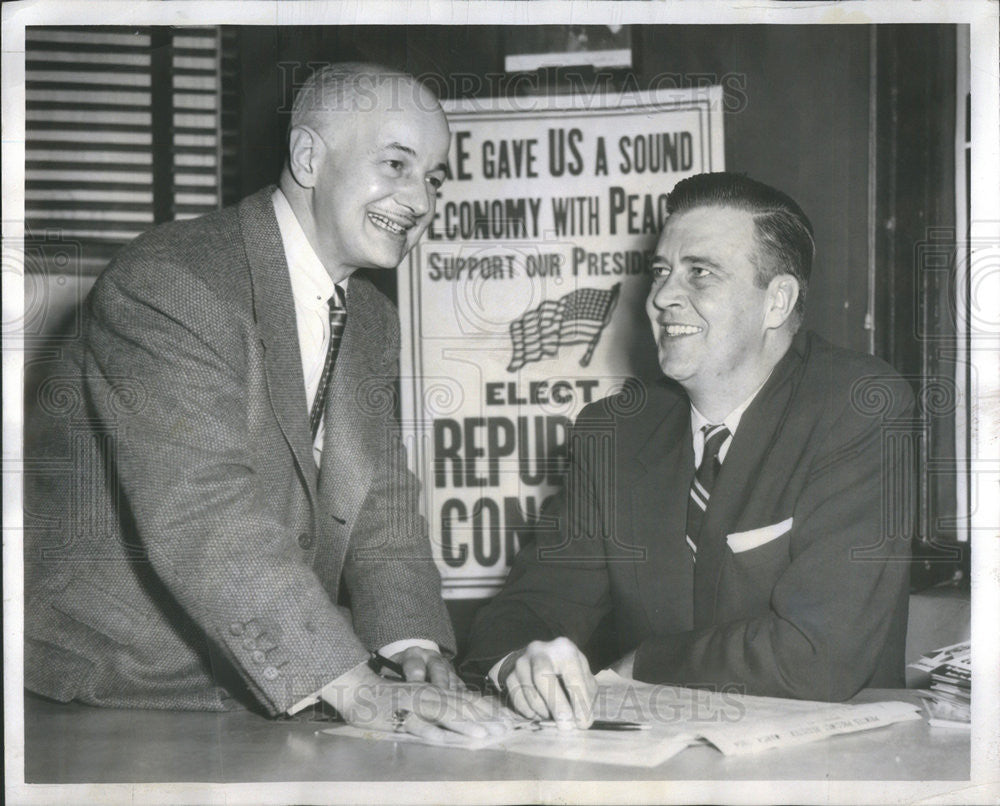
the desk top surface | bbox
[22,688,969,784]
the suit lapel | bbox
[693,340,805,627]
[317,274,381,529]
[630,391,696,633]
[238,188,318,501]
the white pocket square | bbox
[726,518,793,553]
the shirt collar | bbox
[690,368,775,439]
[272,187,339,307]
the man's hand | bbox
[390,646,462,690]
[500,637,597,729]
[327,664,511,744]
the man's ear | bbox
[287,125,323,188]
[763,274,799,330]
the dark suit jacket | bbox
[463,332,914,701]
[24,187,454,714]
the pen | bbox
[534,719,650,731]
[369,652,406,680]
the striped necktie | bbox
[685,424,731,560]
[309,286,347,440]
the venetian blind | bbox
[25,26,236,275]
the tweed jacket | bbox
[24,187,454,714]
[463,332,914,701]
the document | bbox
[321,722,697,767]
[320,671,921,767]
[585,671,921,757]
[697,700,922,755]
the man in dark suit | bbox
[462,173,914,726]
[25,63,507,741]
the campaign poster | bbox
[400,88,725,598]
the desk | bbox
[22,689,968,784]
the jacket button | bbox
[263,666,279,680]
[229,623,244,636]
[297,532,314,549]
[252,650,266,664]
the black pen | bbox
[369,652,406,680]
[534,719,650,731]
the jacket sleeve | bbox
[83,260,370,715]
[633,378,915,701]
[339,342,456,657]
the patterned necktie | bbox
[685,424,731,560]
[309,286,347,440]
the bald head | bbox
[290,62,443,141]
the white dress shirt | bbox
[689,368,774,467]
[271,189,438,713]
[272,188,341,468]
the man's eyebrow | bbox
[382,141,416,157]
[683,254,725,270]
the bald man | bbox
[25,64,507,741]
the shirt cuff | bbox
[284,639,441,716]
[286,658,367,715]
[378,638,440,660]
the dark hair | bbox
[666,172,814,323]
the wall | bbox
[236,24,874,352]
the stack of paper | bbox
[909,641,971,729]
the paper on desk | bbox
[697,700,921,755]
[321,714,696,767]
[319,724,513,751]
[593,671,921,756]
[319,671,920,766]
[319,670,700,766]
[498,722,697,767]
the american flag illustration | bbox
[507,283,621,372]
